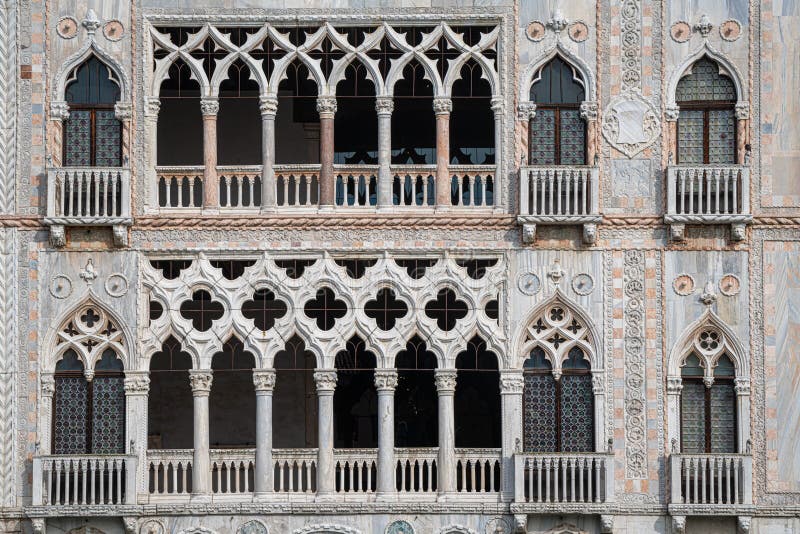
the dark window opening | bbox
[334,337,378,449]
[274,258,316,279]
[303,287,347,331]
[334,63,378,164]
[179,290,224,331]
[148,337,193,450]
[392,61,435,164]
[210,259,257,280]
[680,352,737,453]
[424,288,468,331]
[274,336,318,449]
[365,288,409,330]
[334,258,378,279]
[149,300,164,323]
[395,336,438,447]
[450,60,494,165]
[242,288,288,331]
[218,60,262,166]
[455,337,500,448]
[276,62,320,165]
[210,338,256,448]
[455,258,498,279]
[150,259,192,279]
[158,59,203,165]
[485,299,499,321]
[394,258,437,279]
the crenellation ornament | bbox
[374,369,398,392]
[253,369,277,392]
[499,371,524,394]
[434,369,457,392]
[314,369,338,392]
[189,370,213,394]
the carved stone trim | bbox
[375,97,394,116]
[314,369,338,392]
[374,369,398,392]
[434,369,457,393]
[123,372,150,395]
[623,250,647,479]
[433,97,453,115]
[200,98,219,116]
[259,96,278,116]
[316,96,338,116]
[189,370,213,395]
[253,369,277,392]
[499,370,524,394]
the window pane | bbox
[559,109,585,165]
[681,381,706,453]
[529,109,556,165]
[95,110,122,167]
[523,373,557,452]
[54,377,88,454]
[676,58,736,102]
[677,110,704,164]
[708,109,736,164]
[710,382,736,453]
[92,376,126,453]
[64,110,92,166]
[560,374,593,452]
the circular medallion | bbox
[568,21,589,42]
[56,16,79,39]
[103,20,125,41]
[571,273,595,295]
[720,19,742,41]
[719,274,741,296]
[386,521,414,534]
[105,273,129,297]
[237,520,267,534]
[517,272,541,296]
[670,21,692,43]
[526,21,547,42]
[49,275,73,299]
[485,518,512,534]
[673,274,695,296]
[140,521,165,534]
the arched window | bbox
[675,57,737,164]
[680,352,737,453]
[64,57,122,167]
[523,347,593,452]
[54,349,125,454]
[528,57,586,166]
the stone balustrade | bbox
[32,454,137,506]
[669,452,753,508]
[146,449,193,498]
[512,452,615,508]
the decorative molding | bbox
[517,272,541,296]
[105,273,130,297]
[499,370,524,394]
[56,16,79,39]
[259,95,278,116]
[102,20,125,42]
[620,0,642,92]
[0,0,16,215]
[571,273,595,296]
[253,369,277,392]
[49,274,73,299]
[601,92,661,158]
[623,250,647,479]
[316,96,338,116]
[0,231,15,506]
[123,373,150,395]
[293,526,361,534]
[669,21,692,43]
[720,19,742,41]
[673,274,695,296]
[432,97,452,115]
[437,526,478,534]
[375,97,394,115]
[200,98,219,116]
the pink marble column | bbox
[433,97,452,208]
[200,98,219,211]
[317,97,337,209]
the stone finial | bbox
[82,9,101,35]
[546,10,570,33]
[79,259,98,284]
[700,280,717,306]
[547,259,565,286]
[694,14,713,38]
[432,97,453,115]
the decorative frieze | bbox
[623,250,647,479]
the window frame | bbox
[679,375,738,453]
[63,102,122,167]
[528,103,587,166]
[675,100,737,165]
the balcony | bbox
[518,166,601,244]
[511,452,615,514]
[155,165,495,213]
[31,454,137,509]
[669,453,753,516]
[45,167,133,247]
[665,165,751,241]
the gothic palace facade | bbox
[0,0,798,533]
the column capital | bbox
[259,95,278,116]
[434,369,457,393]
[375,96,394,116]
[579,100,598,121]
[665,104,680,122]
[314,369,338,392]
[253,369,277,392]
[316,96,338,117]
[50,101,70,121]
[145,97,161,118]
[200,98,219,116]
[433,97,452,115]
[114,101,133,120]
[499,370,524,394]
[735,377,751,395]
[490,96,505,114]
[517,101,536,121]
[666,376,683,394]
[591,370,605,394]
[735,102,750,120]
[189,370,213,395]
[374,369,398,392]
[41,374,55,397]
[123,371,150,395]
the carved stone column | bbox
[145,98,161,209]
[664,104,680,164]
[433,97,452,209]
[115,102,133,164]
[374,369,398,497]
[735,377,751,453]
[434,369,457,496]
[591,370,607,451]
[189,370,213,496]
[491,97,504,207]
[49,101,70,167]
[376,97,394,209]
[39,374,56,455]
[259,96,278,212]
[317,97,337,209]
[517,102,536,166]
[124,371,150,498]
[314,369,337,498]
[735,103,749,164]
[499,370,523,501]
[580,101,599,164]
[666,376,683,452]
[200,98,219,211]
[253,369,276,496]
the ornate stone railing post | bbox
[376,97,394,209]
[317,97,337,209]
[499,370,523,501]
[374,368,398,497]
[189,370,213,497]
[200,97,219,212]
[253,369,276,496]
[433,97,452,209]
[124,371,150,499]
[434,368,457,496]
[145,97,161,209]
[259,96,278,212]
[314,369,337,498]
[491,97,504,207]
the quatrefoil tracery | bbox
[55,304,126,368]
[522,302,593,370]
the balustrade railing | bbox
[392,166,436,207]
[450,165,495,207]
[334,449,377,493]
[210,449,255,494]
[335,166,378,208]
[455,448,501,493]
[218,166,262,209]
[273,448,317,493]
[32,454,136,506]
[514,453,614,504]
[395,447,438,493]
[147,449,193,496]
[666,165,750,219]
[670,453,752,506]
[46,167,131,223]
[157,166,204,209]
[519,166,599,218]
[275,165,320,208]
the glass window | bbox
[528,57,587,165]
[680,352,737,453]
